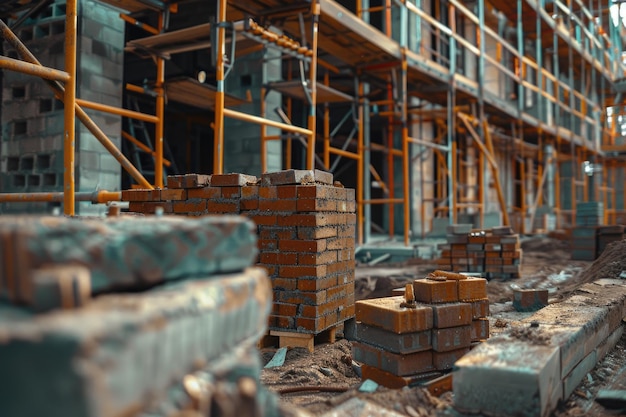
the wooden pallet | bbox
[259,326,338,353]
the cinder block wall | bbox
[122,170,357,335]
[1,0,124,214]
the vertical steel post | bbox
[63,0,77,215]
[154,12,165,187]
[213,0,226,174]
[307,0,321,170]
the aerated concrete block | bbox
[453,337,562,417]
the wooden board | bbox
[269,326,338,353]
[164,77,247,110]
[267,80,353,103]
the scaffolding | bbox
[1,0,626,242]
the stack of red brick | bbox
[436,225,522,279]
[351,271,489,388]
[121,170,356,336]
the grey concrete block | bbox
[354,322,431,354]
[0,267,272,417]
[432,325,471,352]
[563,349,597,400]
[0,216,258,302]
[453,337,562,417]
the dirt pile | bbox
[578,239,626,282]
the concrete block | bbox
[355,296,433,334]
[0,216,258,301]
[432,325,472,352]
[453,337,562,417]
[458,277,488,301]
[352,341,434,376]
[0,267,272,417]
[414,279,458,303]
[433,347,470,370]
[446,224,472,235]
[563,349,597,400]
[513,289,549,312]
[354,322,431,354]
[431,302,473,328]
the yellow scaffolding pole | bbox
[64,0,77,215]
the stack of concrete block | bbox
[122,169,357,337]
[351,272,489,388]
[571,201,604,260]
[436,225,522,279]
[454,278,626,417]
[0,215,280,417]
[1,0,124,215]
[0,215,257,310]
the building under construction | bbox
[1,0,625,242]
[2,1,626,417]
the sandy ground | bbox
[259,236,626,417]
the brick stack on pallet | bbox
[351,271,489,388]
[0,216,281,417]
[122,169,357,352]
[436,224,522,279]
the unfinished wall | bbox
[0,0,123,215]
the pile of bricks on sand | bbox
[436,224,522,279]
[0,216,281,417]
[350,270,489,388]
[122,169,357,350]
[454,278,626,417]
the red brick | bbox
[468,235,486,244]
[458,277,488,301]
[277,213,343,227]
[470,318,490,341]
[259,199,297,212]
[211,173,257,186]
[484,243,501,251]
[431,302,473,328]
[432,325,472,352]
[241,185,259,199]
[277,185,298,198]
[295,316,325,332]
[279,265,327,278]
[187,186,221,199]
[326,282,351,301]
[272,302,298,316]
[258,227,295,240]
[277,289,327,306]
[270,278,297,290]
[485,258,503,265]
[502,242,520,251]
[262,169,333,186]
[470,298,490,319]
[414,279,458,303]
[258,239,278,251]
[296,184,331,199]
[121,189,158,202]
[355,296,433,334]
[249,214,278,226]
[338,225,356,238]
[278,239,326,253]
[485,235,501,244]
[337,249,353,262]
[297,275,338,292]
[259,186,278,199]
[361,365,436,389]
[299,299,341,318]
[326,237,348,250]
[173,199,207,214]
[160,189,187,201]
[352,341,434,376]
[326,261,348,275]
[207,201,239,213]
[297,226,338,240]
[240,199,259,211]
[269,314,295,329]
[432,347,470,370]
[221,186,241,199]
[296,198,337,212]
[128,201,173,214]
[167,174,211,188]
[298,251,338,265]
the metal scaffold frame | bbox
[1,0,625,238]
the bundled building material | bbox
[352,273,489,388]
[436,225,522,279]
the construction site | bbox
[1,0,626,416]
